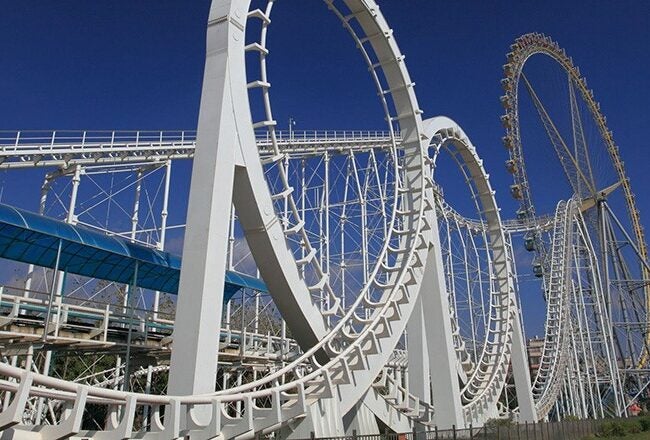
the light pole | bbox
[289,117,296,140]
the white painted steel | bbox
[0,130,396,169]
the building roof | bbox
[0,203,266,300]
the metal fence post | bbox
[435,426,438,440]
[353,430,358,440]
[524,421,528,440]
[452,424,457,440]
[412,425,417,440]
[310,431,315,440]
[545,421,550,440]
[532,421,536,440]
[469,424,473,439]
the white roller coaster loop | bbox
[0,0,435,438]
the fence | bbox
[302,418,611,440]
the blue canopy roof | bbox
[0,203,266,300]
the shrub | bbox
[484,416,515,430]
[626,421,642,434]
[638,416,650,431]
[611,422,627,437]
[596,421,626,437]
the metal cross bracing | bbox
[0,4,440,431]
[0,3,646,440]
[0,116,524,434]
[0,120,531,431]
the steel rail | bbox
[0,130,397,169]
[423,117,521,424]
[531,198,576,418]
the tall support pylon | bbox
[420,235,464,428]
[511,304,537,422]
[168,0,327,404]
[407,296,431,406]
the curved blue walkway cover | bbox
[0,203,266,300]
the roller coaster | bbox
[0,1,648,438]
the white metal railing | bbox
[0,129,396,149]
[0,129,399,169]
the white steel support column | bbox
[122,167,142,311]
[169,0,328,405]
[158,161,172,252]
[419,223,464,428]
[510,296,538,423]
[153,160,172,320]
[406,295,430,404]
[53,165,82,331]
[168,0,242,399]
[65,166,82,223]
[24,174,52,296]
[51,165,82,338]
[32,166,82,424]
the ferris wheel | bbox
[501,33,650,411]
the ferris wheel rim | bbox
[501,32,647,268]
[501,32,650,370]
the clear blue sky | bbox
[0,1,648,333]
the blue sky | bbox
[0,1,648,334]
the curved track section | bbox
[424,117,517,425]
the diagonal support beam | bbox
[521,73,596,196]
[168,0,328,414]
[568,76,597,197]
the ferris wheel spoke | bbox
[521,73,596,197]
[568,77,597,194]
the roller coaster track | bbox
[423,116,526,424]
[1,2,633,436]
[0,0,531,433]
[0,118,526,436]
[0,130,396,169]
[531,199,577,419]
